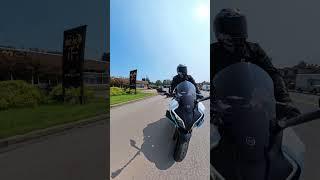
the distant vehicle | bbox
[286,82,295,90]
[202,84,210,91]
[156,86,165,92]
[295,74,320,94]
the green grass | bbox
[110,92,155,105]
[0,99,108,139]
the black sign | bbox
[129,70,137,89]
[62,25,87,88]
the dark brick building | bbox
[0,46,109,88]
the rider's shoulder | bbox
[246,41,265,52]
[187,75,195,80]
[173,75,179,80]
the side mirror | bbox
[130,139,136,146]
[197,96,210,103]
[196,94,203,99]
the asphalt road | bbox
[290,92,320,180]
[0,120,109,180]
[2,91,316,180]
[110,92,210,180]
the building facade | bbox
[0,47,109,88]
[278,62,320,89]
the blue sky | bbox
[111,0,210,82]
[0,0,108,60]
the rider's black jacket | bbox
[170,75,201,94]
[210,41,301,180]
[210,41,301,122]
[211,41,291,103]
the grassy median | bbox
[110,87,156,106]
[0,99,108,139]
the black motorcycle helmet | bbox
[214,8,248,41]
[177,64,187,77]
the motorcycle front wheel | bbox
[173,135,190,162]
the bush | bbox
[110,87,143,96]
[149,85,158,89]
[0,80,43,110]
[110,87,126,96]
[49,84,94,104]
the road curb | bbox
[289,90,320,96]
[0,113,109,149]
[110,94,158,108]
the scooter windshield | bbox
[175,81,200,130]
[175,80,196,98]
[212,62,276,178]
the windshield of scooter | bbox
[175,80,196,98]
[212,62,276,178]
[174,81,201,130]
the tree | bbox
[155,80,162,86]
[297,61,307,68]
[110,77,129,87]
[146,76,150,83]
[163,79,172,86]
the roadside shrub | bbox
[49,84,94,104]
[110,87,126,96]
[0,80,42,110]
[38,88,50,104]
[149,85,158,89]
[110,87,144,96]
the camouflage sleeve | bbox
[170,76,177,94]
[253,43,292,103]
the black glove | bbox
[197,93,204,99]
[276,102,301,119]
[286,105,301,119]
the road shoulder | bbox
[0,113,109,151]
[110,94,159,108]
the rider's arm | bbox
[170,77,177,95]
[251,43,301,118]
[188,76,201,94]
[252,43,291,103]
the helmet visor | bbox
[215,16,248,39]
[177,66,187,75]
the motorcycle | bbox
[165,80,208,162]
[210,62,320,180]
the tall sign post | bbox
[129,69,137,94]
[62,25,87,104]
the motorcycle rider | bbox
[170,64,204,128]
[170,64,202,96]
[211,8,300,121]
[210,9,302,180]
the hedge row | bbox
[110,87,141,96]
[0,81,94,110]
[0,80,42,110]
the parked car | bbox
[296,74,320,94]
